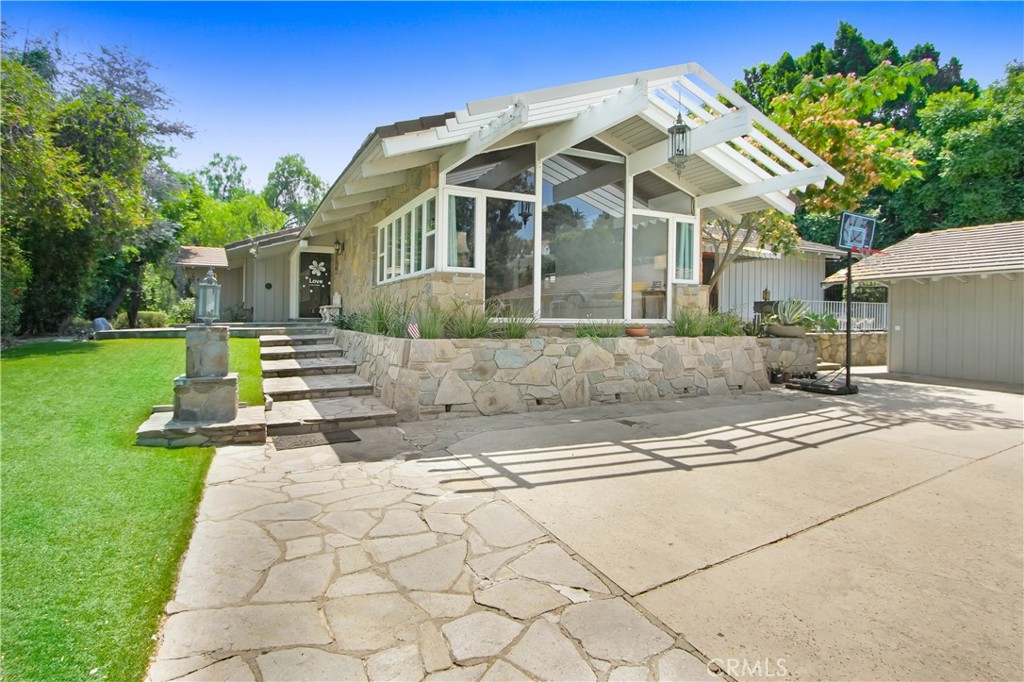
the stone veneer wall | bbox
[334,329,772,421]
[812,332,887,366]
[332,164,438,311]
[755,337,818,376]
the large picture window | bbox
[376,193,436,283]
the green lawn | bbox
[1,338,261,681]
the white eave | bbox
[303,62,844,238]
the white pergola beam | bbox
[439,100,528,173]
[629,108,754,175]
[552,163,623,203]
[535,81,649,161]
[330,189,387,210]
[362,149,444,177]
[343,171,407,196]
[694,166,827,212]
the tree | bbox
[702,211,800,298]
[883,63,1024,235]
[199,152,248,201]
[263,154,327,227]
[176,184,288,247]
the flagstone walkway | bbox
[148,426,718,682]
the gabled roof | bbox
[303,63,843,238]
[171,246,228,268]
[703,227,845,261]
[224,226,302,253]
[824,221,1024,284]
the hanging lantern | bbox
[196,268,221,324]
[668,112,689,177]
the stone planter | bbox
[766,324,807,338]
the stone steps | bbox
[261,357,357,378]
[263,374,374,401]
[265,396,398,436]
[259,344,343,361]
[260,333,335,347]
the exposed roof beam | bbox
[648,191,693,214]
[629,107,753,175]
[362,149,444,177]
[343,171,407,196]
[562,147,624,164]
[321,204,372,223]
[474,146,536,191]
[331,189,387,210]
[439,100,528,173]
[1000,272,1017,281]
[694,166,826,212]
[535,81,649,161]
[552,163,623,203]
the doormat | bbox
[273,429,361,450]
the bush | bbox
[113,311,169,329]
[415,305,449,339]
[575,318,623,339]
[672,308,745,337]
[446,301,493,339]
[167,298,196,324]
[804,311,840,333]
[490,300,538,339]
[353,292,410,337]
[1,239,29,337]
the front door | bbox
[299,252,332,318]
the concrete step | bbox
[265,396,398,436]
[260,334,335,347]
[818,361,843,371]
[263,374,373,401]
[260,344,343,361]
[261,357,356,378]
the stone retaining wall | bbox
[812,332,888,366]
[334,330,775,421]
[755,337,818,376]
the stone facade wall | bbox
[755,337,818,376]
[674,284,710,312]
[812,332,887,366]
[332,164,438,312]
[379,272,485,310]
[335,330,772,421]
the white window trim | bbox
[375,189,438,285]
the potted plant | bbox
[624,323,650,337]
[764,299,810,338]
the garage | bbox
[835,221,1023,384]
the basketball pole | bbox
[845,248,853,390]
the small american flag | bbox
[407,315,420,339]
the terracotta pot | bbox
[624,327,649,337]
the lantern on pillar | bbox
[196,268,221,324]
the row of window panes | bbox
[377,197,436,282]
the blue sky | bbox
[4,2,1022,190]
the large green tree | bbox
[263,154,327,227]
[199,152,248,201]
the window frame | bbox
[374,189,438,285]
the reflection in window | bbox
[632,215,669,319]
[485,198,535,315]
[541,153,625,319]
[448,195,476,268]
[675,221,696,282]
[449,144,536,194]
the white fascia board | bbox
[331,189,387,210]
[694,166,827,211]
[361,149,444,177]
[381,127,459,157]
[628,107,753,175]
[343,170,408,196]
[439,100,528,173]
[467,63,698,115]
[535,81,649,161]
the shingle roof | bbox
[171,246,228,268]
[824,221,1024,284]
[224,226,302,252]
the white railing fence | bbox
[754,300,888,331]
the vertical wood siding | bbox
[719,254,828,320]
[890,276,1023,383]
[250,254,292,321]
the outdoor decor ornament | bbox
[196,267,221,324]
[668,111,690,178]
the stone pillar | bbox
[173,325,239,423]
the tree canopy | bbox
[263,153,327,227]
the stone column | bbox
[173,325,239,423]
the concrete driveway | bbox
[405,377,1023,681]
